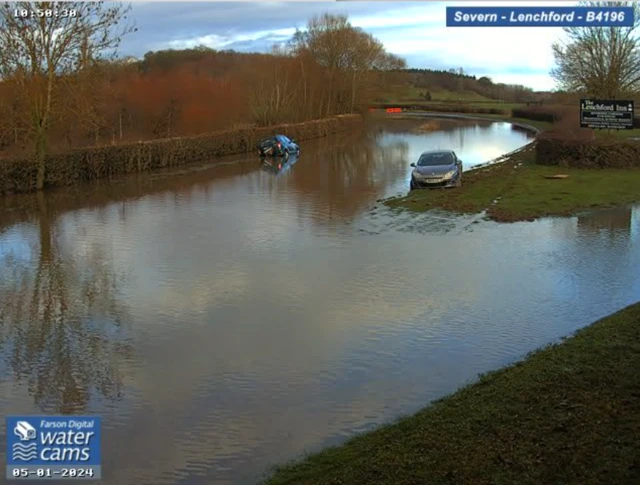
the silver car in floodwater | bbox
[410,150,463,189]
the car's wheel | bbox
[297,148,300,156]
[410,180,416,190]
[457,174,463,187]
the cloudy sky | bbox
[119,1,578,91]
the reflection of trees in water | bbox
[286,135,409,222]
[577,207,633,236]
[548,206,637,302]
[0,194,133,413]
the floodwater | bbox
[0,118,639,485]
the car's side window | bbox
[282,136,290,143]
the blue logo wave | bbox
[12,442,37,461]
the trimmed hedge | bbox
[536,133,640,168]
[514,106,640,128]
[370,103,509,115]
[0,115,361,194]
[511,108,560,123]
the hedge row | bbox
[511,108,560,123]
[0,114,362,194]
[536,133,640,168]
[371,103,509,115]
[512,106,640,128]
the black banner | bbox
[580,99,634,130]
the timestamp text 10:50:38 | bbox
[14,8,78,19]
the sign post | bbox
[580,99,634,130]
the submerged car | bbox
[410,150,463,189]
[257,135,300,158]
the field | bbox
[377,84,496,103]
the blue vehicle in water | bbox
[257,135,300,158]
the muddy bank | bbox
[0,114,362,194]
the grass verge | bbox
[595,128,640,140]
[384,145,640,222]
[263,302,640,485]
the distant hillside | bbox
[376,68,539,104]
[133,50,539,103]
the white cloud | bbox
[165,27,297,50]
[360,1,575,89]
[143,1,578,90]
[485,73,558,91]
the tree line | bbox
[0,4,405,190]
[4,1,635,190]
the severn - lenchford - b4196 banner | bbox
[446,6,634,27]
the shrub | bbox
[536,134,640,168]
[511,105,568,123]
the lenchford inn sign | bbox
[580,99,634,130]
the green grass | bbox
[595,129,640,140]
[383,145,640,222]
[263,302,640,485]
[378,85,495,103]
[427,88,493,102]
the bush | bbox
[536,133,640,168]
[545,108,594,140]
[511,106,565,123]
[0,115,362,194]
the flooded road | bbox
[0,118,638,485]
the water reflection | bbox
[377,119,534,170]
[0,121,637,485]
[0,195,133,415]
[577,206,633,235]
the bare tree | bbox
[247,47,298,125]
[0,1,136,189]
[290,13,406,116]
[67,61,111,144]
[291,14,352,117]
[551,1,640,98]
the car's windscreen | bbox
[417,153,453,166]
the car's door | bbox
[452,152,463,172]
